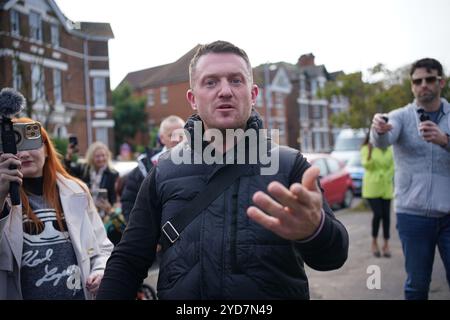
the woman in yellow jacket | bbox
[361,131,394,258]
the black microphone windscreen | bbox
[0,87,25,118]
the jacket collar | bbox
[441,98,450,114]
[184,108,265,149]
[413,98,450,114]
[56,173,88,196]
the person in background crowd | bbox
[65,141,119,218]
[361,130,394,258]
[0,118,113,299]
[371,57,450,299]
[121,115,185,222]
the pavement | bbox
[307,199,450,300]
[144,198,450,300]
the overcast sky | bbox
[56,0,450,89]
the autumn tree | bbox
[321,64,418,129]
[112,84,147,154]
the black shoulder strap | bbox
[160,164,249,252]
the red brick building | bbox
[0,0,114,154]
[120,45,200,143]
[253,62,295,146]
[293,53,345,152]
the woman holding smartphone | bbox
[0,118,113,299]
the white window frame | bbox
[147,89,155,107]
[10,10,20,36]
[275,92,284,109]
[160,87,168,104]
[313,131,323,151]
[301,129,309,152]
[29,11,42,42]
[53,69,62,104]
[312,104,321,119]
[51,24,59,47]
[31,64,45,101]
[12,59,22,91]
[278,121,286,137]
[95,127,108,146]
[300,76,306,99]
[93,77,107,109]
[310,79,317,97]
[324,131,330,151]
[300,104,309,120]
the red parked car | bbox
[303,153,354,209]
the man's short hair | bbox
[189,40,252,87]
[159,115,185,135]
[410,58,444,77]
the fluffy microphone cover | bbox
[0,87,26,117]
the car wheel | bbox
[341,188,354,208]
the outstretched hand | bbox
[247,166,323,241]
[372,113,393,134]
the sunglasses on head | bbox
[411,76,442,86]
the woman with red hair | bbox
[0,118,113,299]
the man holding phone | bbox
[371,58,450,300]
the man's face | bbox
[160,122,185,149]
[411,67,444,105]
[187,53,258,131]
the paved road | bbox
[145,199,450,300]
[307,200,450,300]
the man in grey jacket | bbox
[371,58,450,300]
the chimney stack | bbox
[297,53,315,67]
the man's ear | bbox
[251,84,259,106]
[187,90,197,111]
[439,77,446,89]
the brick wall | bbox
[0,5,114,155]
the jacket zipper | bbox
[230,184,241,273]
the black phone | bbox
[420,114,430,122]
[417,109,430,122]
[93,188,108,201]
[69,136,78,146]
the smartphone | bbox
[417,108,430,122]
[69,135,78,146]
[98,188,108,201]
[92,188,108,202]
[0,121,42,152]
[419,114,430,122]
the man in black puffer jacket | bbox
[97,41,349,300]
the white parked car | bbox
[112,160,138,177]
[331,128,367,197]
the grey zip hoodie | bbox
[371,98,450,217]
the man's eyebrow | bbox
[201,72,248,80]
